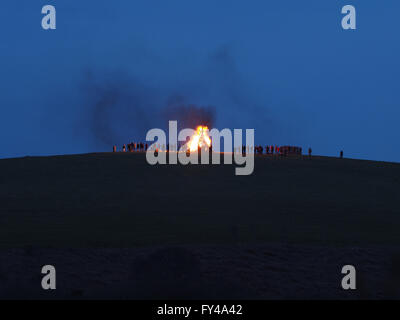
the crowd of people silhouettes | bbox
[113,143,344,159]
[113,143,307,156]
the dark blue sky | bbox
[1,1,399,162]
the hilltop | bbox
[1,152,399,248]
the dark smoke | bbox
[79,45,270,149]
[81,70,162,147]
[163,95,216,130]
[80,73,218,148]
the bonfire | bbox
[187,126,212,152]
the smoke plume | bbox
[79,45,268,149]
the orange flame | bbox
[188,126,212,152]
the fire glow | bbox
[145,121,255,175]
[187,126,212,152]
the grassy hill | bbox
[1,152,399,248]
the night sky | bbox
[1,0,399,162]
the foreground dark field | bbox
[0,152,399,299]
[1,152,399,247]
